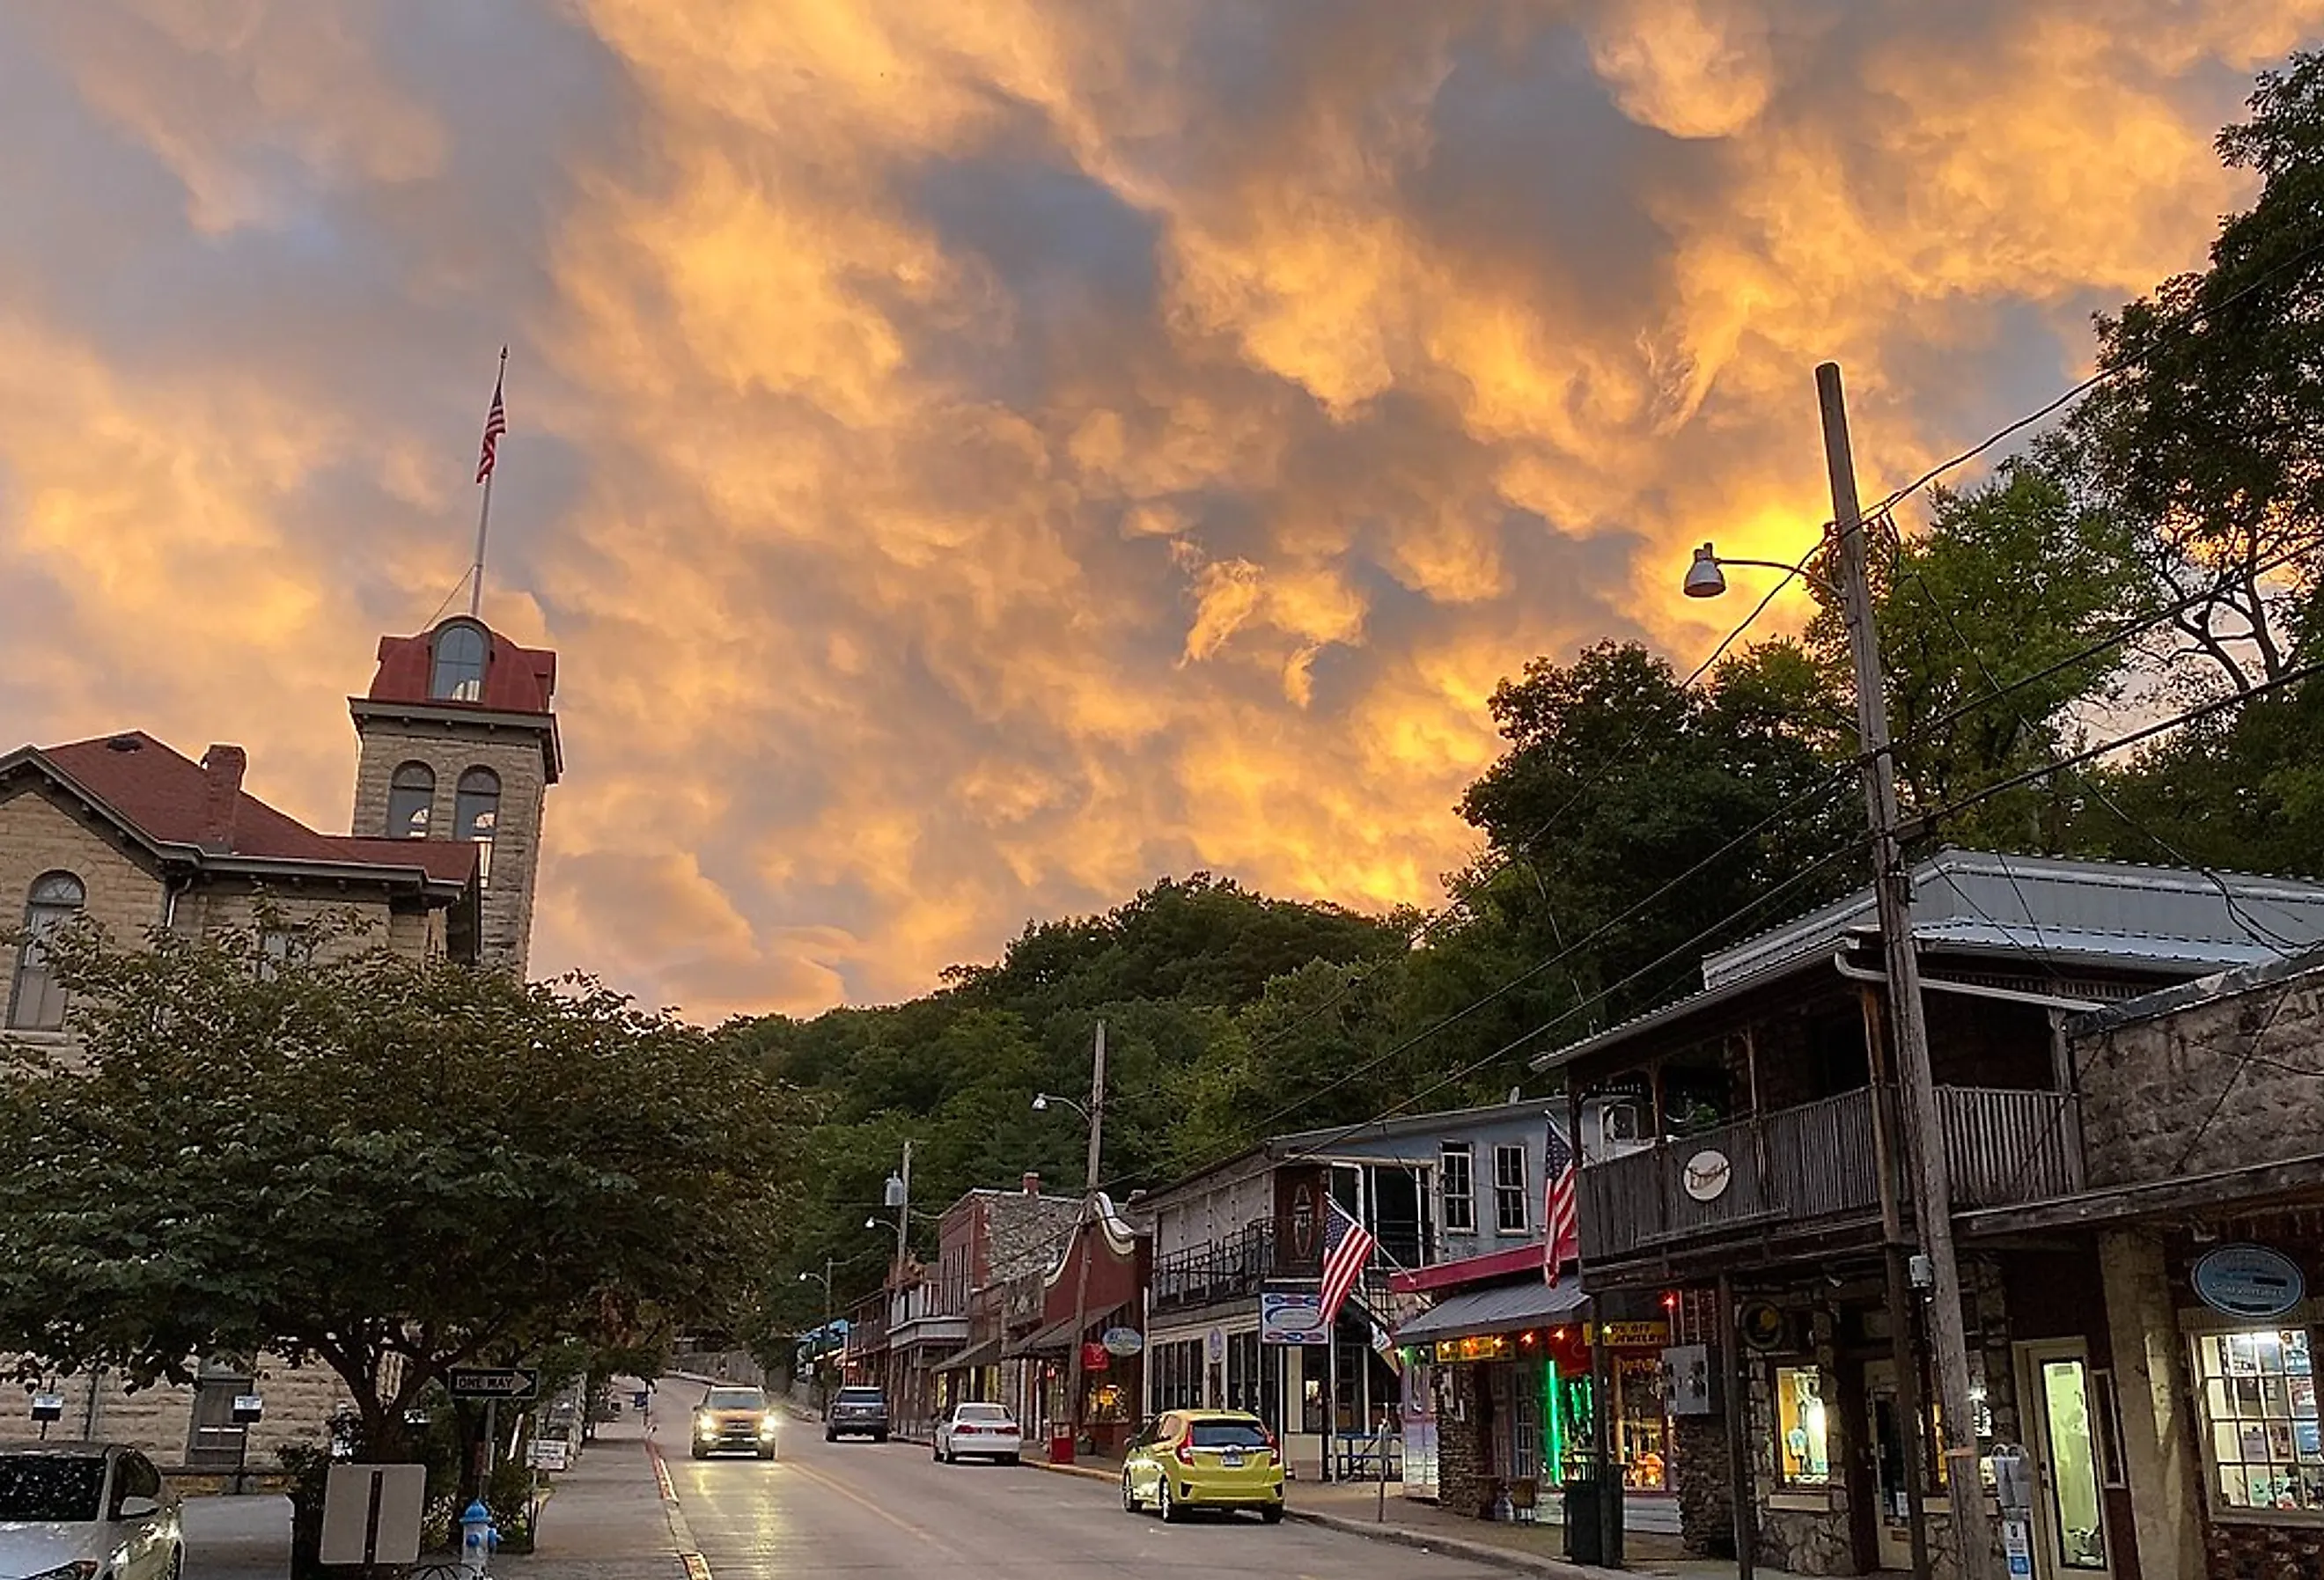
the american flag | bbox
[1319,1199,1377,1326]
[474,367,507,484]
[1542,1120,1579,1286]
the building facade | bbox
[1533,849,2324,1579]
[0,615,558,1471]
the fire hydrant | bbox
[460,1499,496,1576]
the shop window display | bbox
[1776,1366,1833,1487]
[2189,1326,2322,1512]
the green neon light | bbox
[1544,1359,1563,1475]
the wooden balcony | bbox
[1578,1085,2083,1268]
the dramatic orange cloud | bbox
[3,1,2319,1019]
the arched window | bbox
[430,621,489,702]
[386,761,435,840]
[8,871,85,1031]
[455,768,501,886]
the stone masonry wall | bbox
[351,719,548,975]
[1436,1364,1491,1518]
[2074,962,2324,1186]
[0,784,166,1018]
[0,1355,355,1470]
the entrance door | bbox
[1864,1361,1916,1571]
[2017,1341,2113,1580]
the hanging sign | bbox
[1080,1342,1111,1372]
[1261,1290,1328,1346]
[1101,1327,1144,1357]
[2193,1244,2306,1319]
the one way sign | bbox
[447,1367,540,1400]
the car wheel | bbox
[1121,1470,1140,1513]
[690,1444,707,1460]
[759,1444,776,1460]
[933,1441,944,1461]
[1158,1477,1180,1523]
[1261,1504,1284,1525]
[1002,1452,1019,1466]
[825,1429,837,1443]
[874,1429,888,1443]
[165,1545,185,1580]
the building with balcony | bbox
[1531,849,2324,1578]
[1140,1099,1563,1481]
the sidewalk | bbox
[496,1391,689,1579]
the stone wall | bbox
[2074,960,2324,1186]
[2205,1517,2324,1580]
[0,784,166,1020]
[0,1356,355,1470]
[1434,1363,1491,1518]
[1672,1412,1732,1555]
[350,720,548,975]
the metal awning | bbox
[1394,1280,1588,1346]
[943,1337,1004,1372]
[1002,1304,1129,1360]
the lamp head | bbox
[864,1216,880,1230]
[1683,542,1727,599]
[798,1271,813,1284]
[1032,1093,1051,1113]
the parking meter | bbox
[1989,1444,2034,1577]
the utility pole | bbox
[1819,361,1996,1580]
[1063,1021,1107,1459]
[819,1257,835,1415]
[892,1139,914,1265]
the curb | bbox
[1285,1507,1609,1579]
[1024,1456,1119,1485]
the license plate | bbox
[1221,1451,1245,1468]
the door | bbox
[1864,1361,1916,1571]
[2018,1341,2113,1580]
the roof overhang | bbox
[348,696,563,783]
[1394,1279,1588,1346]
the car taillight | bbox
[1261,1429,1280,1464]
[958,1423,977,1435]
[1173,1437,1197,1466]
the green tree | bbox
[0,919,803,1459]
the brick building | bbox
[0,614,559,1471]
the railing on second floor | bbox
[1579,1084,2084,1266]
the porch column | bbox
[2097,1228,2202,1580]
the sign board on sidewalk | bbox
[526,1437,571,1472]
[320,1463,426,1565]
[1261,1290,1327,1346]
[448,1366,541,1400]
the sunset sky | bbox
[3,1,2317,1020]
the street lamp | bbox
[1033,1027,1107,1464]
[1680,361,1995,1580]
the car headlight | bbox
[26,1563,101,1580]
[696,1414,716,1437]
[759,1416,777,1439]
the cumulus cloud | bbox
[1,0,2317,1015]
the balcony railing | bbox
[1578,1084,2083,1265]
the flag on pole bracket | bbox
[1543,1117,1579,1286]
[1320,1199,1378,1326]
[1371,1322,1401,1375]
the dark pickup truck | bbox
[825,1385,890,1442]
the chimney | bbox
[1021,1172,1041,1197]
[199,745,247,852]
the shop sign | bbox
[1080,1341,1111,1372]
[1433,1334,1513,1363]
[1681,1149,1732,1202]
[1580,1320,1668,1349]
[2193,1244,2306,1319]
[1100,1326,1144,1357]
[1207,1326,1227,1363]
[1261,1290,1328,1346]
[1739,1301,1793,1354]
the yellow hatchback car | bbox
[1121,1410,1285,1524]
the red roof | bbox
[38,732,478,885]
[364,620,555,715]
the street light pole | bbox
[1817,361,1996,1580]
[1063,1020,1107,1459]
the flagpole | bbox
[469,346,507,619]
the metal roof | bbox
[1532,849,2324,1074]
[1394,1279,1588,1344]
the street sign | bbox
[320,1463,425,1565]
[448,1367,540,1400]
[526,1437,570,1472]
[29,1393,63,1423]
[232,1394,265,1424]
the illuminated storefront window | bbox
[1776,1366,1833,1487]
[2189,1327,2323,1512]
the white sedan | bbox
[934,1403,1023,1465]
[0,1443,183,1580]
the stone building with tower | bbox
[0,614,559,1472]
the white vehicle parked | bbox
[933,1402,1022,1465]
[0,1442,183,1580]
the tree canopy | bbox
[0,915,804,1455]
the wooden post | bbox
[1719,1275,1755,1580]
[1863,987,1934,1580]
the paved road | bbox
[180,1492,289,1580]
[655,1378,1511,1580]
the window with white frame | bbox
[1493,1143,1528,1235]
[7,871,85,1031]
[2188,1325,2323,1513]
[1440,1143,1475,1234]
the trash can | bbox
[1563,1469,1624,1567]
[1049,1431,1076,1466]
